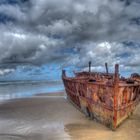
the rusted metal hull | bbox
[131,73,140,83]
[62,64,140,130]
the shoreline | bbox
[35,91,66,97]
[0,92,139,140]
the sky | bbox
[0,0,140,81]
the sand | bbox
[0,93,139,140]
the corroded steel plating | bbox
[62,62,140,130]
[131,73,140,82]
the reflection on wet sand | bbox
[0,95,139,140]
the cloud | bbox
[0,25,65,65]
[70,41,140,68]
[0,68,15,76]
[0,0,140,78]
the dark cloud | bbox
[0,0,140,76]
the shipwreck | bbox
[62,62,140,130]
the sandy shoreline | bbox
[35,91,66,97]
[0,92,139,140]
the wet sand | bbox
[0,94,139,140]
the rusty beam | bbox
[114,64,119,129]
[105,63,108,74]
[89,61,91,73]
[62,70,66,77]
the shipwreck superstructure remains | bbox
[62,62,140,130]
[131,73,140,82]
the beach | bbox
[0,93,139,140]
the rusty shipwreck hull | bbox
[131,73,140,83]
[62,63,140,130]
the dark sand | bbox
[0,93,139,140]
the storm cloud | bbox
[0,0,140,77]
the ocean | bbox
[0,81,64,100]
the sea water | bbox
[0,81,64,100]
